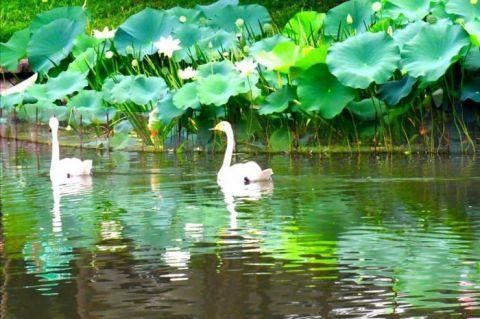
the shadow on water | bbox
[1,139,480,318]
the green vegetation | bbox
[0,0,343,41]
[0,0,479,153]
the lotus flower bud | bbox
[235,18,245,28]
[131,59,139,68]
[243,45,250,53]
[179,15,187,23]
[372,2,382,12]
[387,26,393,37]
[126,45,134,54]
[471,0,477,5]
[346,14,353,25]
[263,23,274,33]
[105,51,114,59]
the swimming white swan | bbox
[49,116,92,182]
[211,121,273,185]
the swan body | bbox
[212,121,273,185]
[49,116,92,182]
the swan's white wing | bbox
[59,158,92,176]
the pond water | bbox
[1,140,479,318]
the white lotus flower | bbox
[235,18,245,28]
[372,2,382,12]
[93,26,116,39]
[178,66,197,80]
[235,58,258,77]
[154,35,181,58]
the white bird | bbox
[211,121,273,185]
[49,116,92,182]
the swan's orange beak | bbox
[210,123,221,131]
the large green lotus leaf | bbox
[327,32,400,89]
[269,127,292,152]
[445,0,480,22]
[27,18,84,73]
[45,70,88,100]
[172,25,214,61]
[383,0,431,21]
[72,34,102,57]
[464,20,480,47]
[259,85,296,115]
[207,4,271,35]
[249,35,291,56]
[196,0,238,17]
[197,60,236,77]
[197,74,243,106]
[347,98,387,121]
[69,91,116,125]
[173,82,201,110]
[17,103,69,123]
[297,64,356,119]
[155,94,185,125]
[324,0,375,37]
[393,20,427,49]
[114,8,177,58]
[461,77,480,102]
[283,11,325,45]
[166,7,204,25]
[24,84,52,104]
[400,21,470,82]
[294,45,328,70]
[197,30,238,58]
[255,41,301,73]
[0,93,23,111]
[67,90,104,109]
[465,47,480,71]
[68,47,97,73]
[0,29,30,71]
[102,75,167,105]
[378,76,417,106]
[30,6,87,34]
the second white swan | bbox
[211,121,273,185]
[49,116,92,182]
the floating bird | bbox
[211,121,273,185]
[49,116,92,182]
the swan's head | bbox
[211,121,232,133]
[49,116,59,131]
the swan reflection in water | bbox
[219,180,274,229]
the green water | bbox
[1,140,479,318]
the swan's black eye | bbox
[49,129,52,133]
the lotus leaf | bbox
[114,8,177,58]
[283,12,325,45]
[45,71,88,100]
[27,18,84,73]
[294,46,328,71]
[172,25,214,61]
[197,60,236,77]
[393,20,427,49]
[324,0,375,37]
[461,77,480,102]
[103,75,168,105]
[24,84,51,104]
[207,4,271,35]
[173,82,201,110]
[155,94,185,124]
[464,20,480,47]
[465,47,480,71]
[0,93,23,111]
[445,0,480,23]
[166,7,204,25]
[197,30,238,58]
[259,85,296,115]
[249,35,291,56]
[297,64,356,119]
[196,0,239,17]
[72,34,103,57]
[0,29,29,71]
[255,41,301,73]
[197,74,243,106]
[327,32,400,89]
[69,91,115,125]
[17,103,69,123]
[269,128,292,152]
[400,21,469,82]
[383,0,431,21]
[378,76,417,106]
[68,48,97,73]
[347,98,387,121]
[30,6,87,34]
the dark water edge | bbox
[1,139,480,319]
[0,121,477,154]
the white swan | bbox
[49,116,92,182]
[211,121,273,185]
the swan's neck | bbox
[221,126,235,171]
[51,128,60,169]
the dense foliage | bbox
[0,0,479,152]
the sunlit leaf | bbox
[0,29,29,71]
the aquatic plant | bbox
[0,0,478,152]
